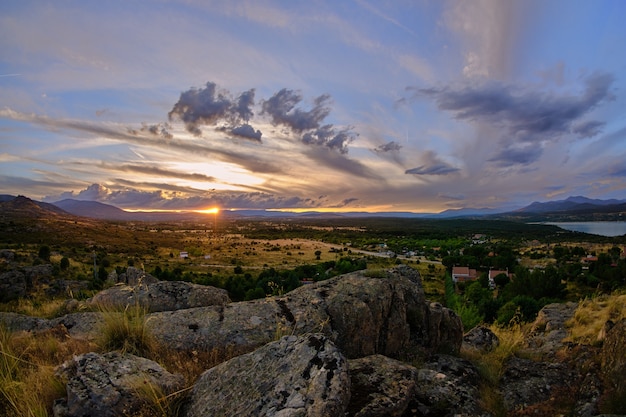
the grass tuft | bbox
[566,293,626,345]
[97,303,156,358]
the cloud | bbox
[168,82,259,139]
[373,141,402,153]
[301,125,355,154]
[44,183,337,210]
[137,122,173,139]
[405,151,460,176]
[487,144,542,166]
[227,124,262,141]
[262,89,331,133]
[572,120,605,138]
[407,72,616,165]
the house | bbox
[179,251,189,259]
[452,266,477,283]
[488,269,510,288]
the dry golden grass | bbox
[462,323,528,417]
[1,325,96,417]
[566,293,626,345]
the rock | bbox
[109,266,158,286]
[0,311,50,332]
[88,280,230,312]
[0,249,15,261]
[185,334,350,417]
[463,325,499,353]
[147,266,463,359]
[500,356,579,412]
[50,312,105,340]
[602,318,626,394]
[346,354,418,417]
[53,351,184,417]
[410,354,483,416]
[527,301,578,357]
[0,270,28,302]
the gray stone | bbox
[147,266,463,359]
[185,334,350,417]
[500,356,579,411]
[0,270,28,301]
[602,318,626,394]
[463,325,499,353]
[53,351,184,417]
[88,280,230,312]
[346,354,418,417]
[527,301,578,358]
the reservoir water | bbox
[544,222,626,237]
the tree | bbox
[314,250,322,260]
[60,257,70,270]
[38,245,50,262]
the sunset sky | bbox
[1,1,625,213]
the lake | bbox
[544,222,626,237]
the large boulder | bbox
[499,356,580,412]
[147,266,463,359]
[87,280,230,312]
[463,325,499,353]
[346,354,418,417]
[526,301,578,358]
[53,351,184,417]
[602,318,626,396]
[185,334,350,417]
[0,270,28,302]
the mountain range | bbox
[1,194,626,222]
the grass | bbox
[566,292,626,345]
[461,323,527,417]
[97,303,156,358]
[0,325,95,417]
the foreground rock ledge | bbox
[185,333,350,417]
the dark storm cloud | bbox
[407,73,615,165]
[572,120,605,138]
[487,145,542,166]
[168,82,258,139]
[373,141,402,153]
[261,89,331,133]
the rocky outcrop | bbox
[87,280,231,312]
[602,318,626,396]
[185,334,350,417]
[526,301,578,358]
[0,269,28,302]
[53,351,184,417]
[0,264,54,302]
[463,325,499,353]
[147,265,463,358]
[106,266,159,286]
[346,354,418,417]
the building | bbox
[451,266,478,283]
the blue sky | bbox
[1,0,625,213]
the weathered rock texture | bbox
[527,301,578,358]
[87,280,231,312]
[602,318,626,395]
[346,354,418,417]
[53,351,184,417]
[0,264,53,302]
[147,265,463,359]
[463,325,499,353]
[185,334,350,417]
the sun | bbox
[195,207,220,214]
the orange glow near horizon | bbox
[195,207,220,214]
